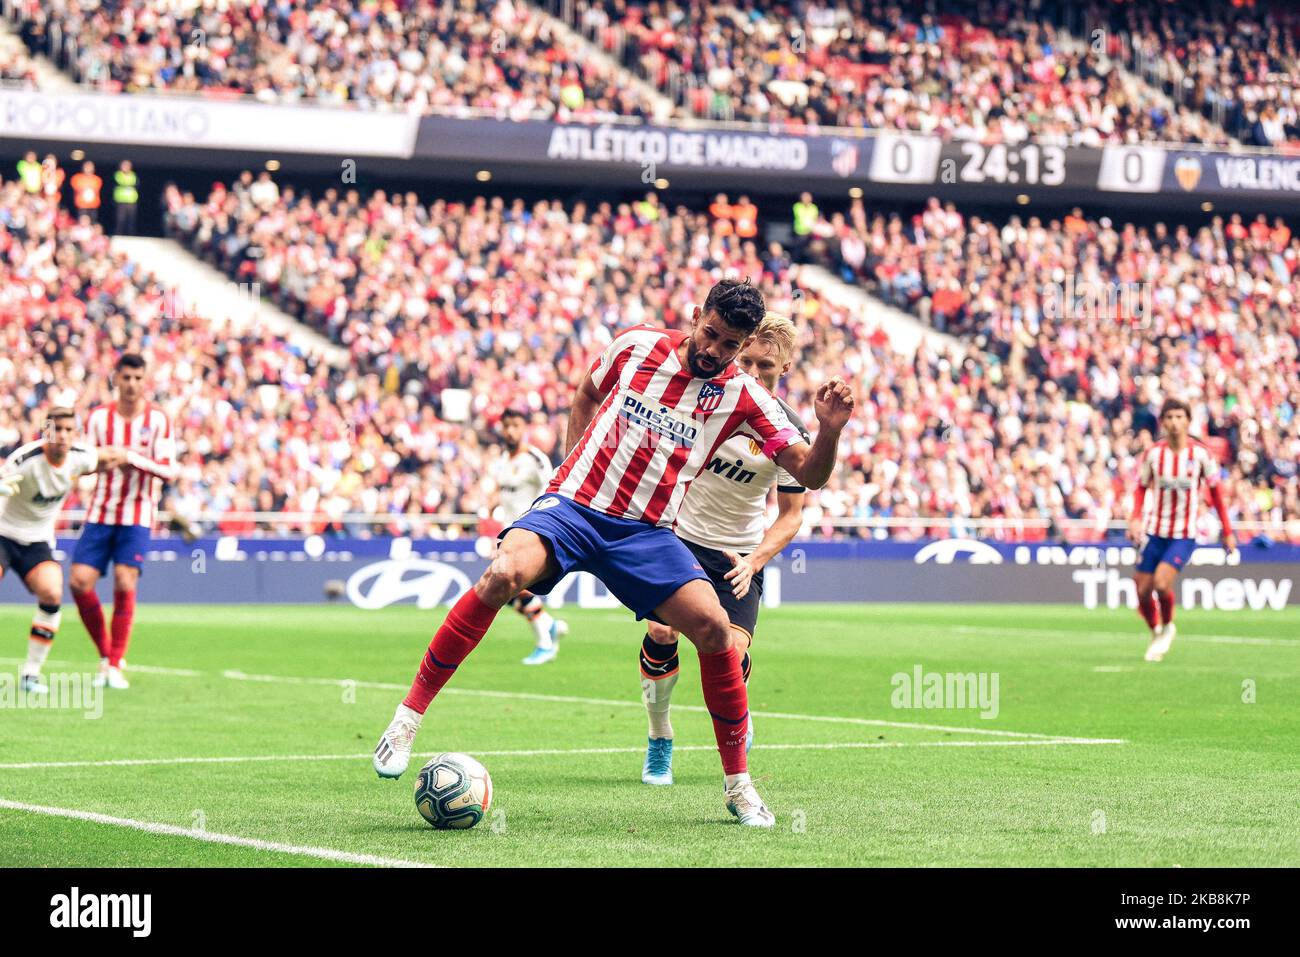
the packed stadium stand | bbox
[1088,0,1300,147]
[0,1,1295,545]
[11,0,665,120]
[12,0,1282,146]
[150,173,1291,541]
[565,0,1233,141]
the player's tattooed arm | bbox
[565,372,607,457]
[775,377,854,490]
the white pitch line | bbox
[120,663,205,677]
[951,625,1297,648]
[218,669,1120,743]
[0,656,205,677]
[1,661,1127,745]
[0,798,438,868]
[0,736,1127,771]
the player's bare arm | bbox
[565,371,606,457]
[1129,483,1147,543]
[1207,483,1237,554]
[723,489,803,599]
[774,377,854,490]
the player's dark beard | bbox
[685,341,722,379]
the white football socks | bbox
[22,636,52,678]
[642,671,678,739]
[531,610,556,649]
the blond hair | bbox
[752,311,798,363]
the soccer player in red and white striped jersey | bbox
[374,279,855,827]
[69,354,180,690]
[1129,398,1236,662]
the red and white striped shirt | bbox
[549,325,802,528]
[85,404,179,528]
[1138,439,1220,539]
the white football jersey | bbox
[674,396,810,551]
[0,441,98,546]
[493,444,554,524]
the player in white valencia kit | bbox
[492,409,568,664]
[0,408,124,694]
[637,314,809,784]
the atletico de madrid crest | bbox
[696,382,724,413]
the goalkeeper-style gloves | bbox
[0,473,21,497]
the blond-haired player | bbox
[639,313,810,785]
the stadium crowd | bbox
[813,191,1300,536]
[159,173,1297,541]
[1085,0,1300,147]
[0,178,534,540]
[579,0,1231,143]
[13,0,1276,147]
[0,44,38,87]
[11,0,660,121]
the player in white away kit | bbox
[1129,398,1236,662]
[638,313,809,785]
[492,408,569,664]
[70,354,179,690]
[0,408,124,694]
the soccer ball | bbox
[414,753,493,830]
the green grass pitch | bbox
[0,602,1296,867]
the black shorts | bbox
[0,536,56,584]
[680,538,763,639]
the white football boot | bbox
[724,779,776,828]
[373,704,423,778]
[92,656,110,688]
[19,673,48,695]
[1147,622,1177,662]
[106,664,130,690]
[522,619,567,665]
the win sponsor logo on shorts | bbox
[616,395,700,449]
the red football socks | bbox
[1157,590,1175,625]
[109,590,136,667]
[699,646,750,775]
[74,590,108,657]
[402,589,500,714]
[1137,592,1160,630]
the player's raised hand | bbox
[0,472,21,497]
[722,548,755,599]
[814,377,855,431]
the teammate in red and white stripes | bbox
[1129,398,1237,662]
[69,354,180,690]
[374,279,855,827]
